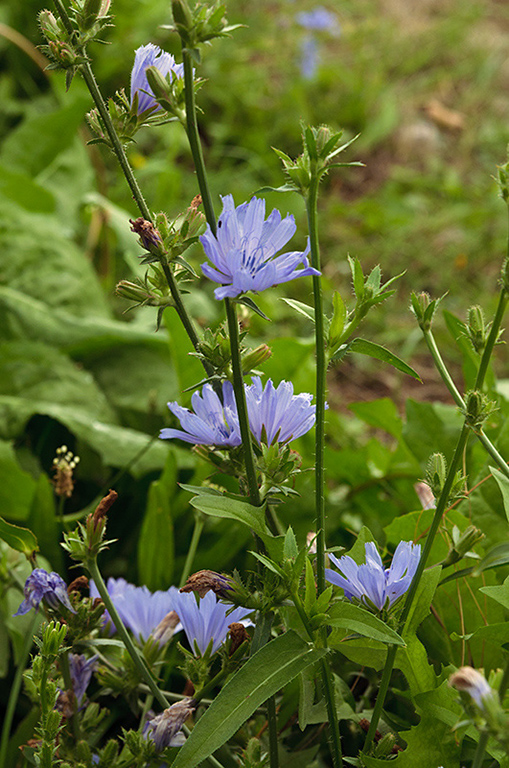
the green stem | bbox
[475,289,507,390]
[180,513,205,587]
[306,176,326,596]
[87,559,169,711]
[53,0,208,370]
[267,696,279,767]
[363,423,471,753]
[192,641,249,704]
[0,613,37,768]
[498,655,509,701]
[472,731,489,768]
[182,49,217,235]
[60,649,81,742]
[364,284,507,752]
[423,328,509,479]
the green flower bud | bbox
[466,305,488,354]
[38,9,61,41]
[81,0,104,30]
[241,344,272,373]
[463,390,498,430]
[442,524,485,567]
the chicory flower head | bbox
[89,578,182,643]
[172,590,252,656]
[69,653,98,706]
[130,43,184,114]
[325,541,421,611]
[449,667,494,710]
[245,376,317,445]
[200,194,320,300]
[296,6,340,33]
[14,568,75,617]
[160,381,241,447]
[143,699,194,751]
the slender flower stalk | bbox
[423,327,509,479]
[306,175,327,596]
[87,560,170,711]
[364,275,508,752]
[51,0,212,376]
[180,513,205,587]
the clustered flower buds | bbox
[52,445,80,498]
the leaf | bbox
[171,631,327,768]
[327,602,405,646]
[480,574,509,610]
[234,296,270,320]
[137,478,175,590]
[329,291,346,346]
[0,90,90,176]
[341,339,421,381]
[489,465,509,522]
[348,256,364,299]
[349,398,402,438]
[189,494,269,540]
[0,440,36,521]
[27,474,63,572]
[0,517,38,557]
[0,164,55,213]
[280,298,315,323]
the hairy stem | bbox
[60,649,81,743]
[0,612,37,768]
[471,731,490,768]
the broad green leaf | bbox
[0,165,55,213]
[345,339,421,381]
[489,465,509,522]
[280,298,315,323]
[349,398,402,438]
[27,474,63,573]
[0,517,38,557]
[471,621,509,648]
[0,397,169,478]
[0,440,36,521]
[327,602,405,646]
[164,309,205,403]
[189,494,270,540]
[0,91,90,177]
[235,296,270,320]
[328,291,347,346]
[137,479,174,590]
[480,574,509,610]
[172,631,327,768]
[402,565,441,637]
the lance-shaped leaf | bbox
[327,602,405,646]
[0,517,38,557]
[332,338,421,381]
[172,631,327,768]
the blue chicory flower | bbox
[160,381,242,447]
[300,34,320,80]
[89,578,182,643]
[171,590,252,656]
[143,699,194,751]
[296,6,340,34]
[130,43,184,114]
[200,195,320,300]
[14,568,75,617]
[69,653,98,706]
[325,541,421,611]
[244,376,317,445]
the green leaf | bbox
[0,517,38,557]
[0,90,90,176]
[172,631,327,768]
[27,474,63,572]
[0,164,55,213]
[480,574,509,610]
[234,296,270,321]
[328,291,347,346]
[327,603,405,646]
[0,440,36,521]
[349,398,402,438]
[344,339,421,381]
[189,493,271,542]
[348,256,364,299]
[280,298,315,323]
[489,465,509,522]
[137,478,175,590]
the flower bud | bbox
[228,622,249,655]
[463,389,497,430]
[38,9,61,41]
[115,279,154,304]
[172,0,195,44]
[151,610,180,647]
[467,305,488,354]
[241,344,272,373]
[144,66,175,113]
[48,40,79,67]
[425,453,447,498]
[81,0,104,29]
[442,525,485,567]
[129,217,165,257]
[496,159,509,204]
[180,570,233,598]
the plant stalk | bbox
[0,612,37,768]
[306,175,327,596]
[180,512,205,586]
[87,559,170,710]
[472,731,490,768]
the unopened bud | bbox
[151,610,180,647]
[144,66,175,112]
[116,279,152,304]
[38,9,61,40]
[129,217,164,257]
[497,159,509,204]
[410,291,440,331]
[449,667,494,709]
[228,622,249,655]
[241,344,272,373]
[81,0,104,29]
[442,525,484,567]
[425,453,447,498]
[467,305,488,354]
[463,390,497,430]
[180,570,233,598]
[172,0,195,44]
[48,40,78,67]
